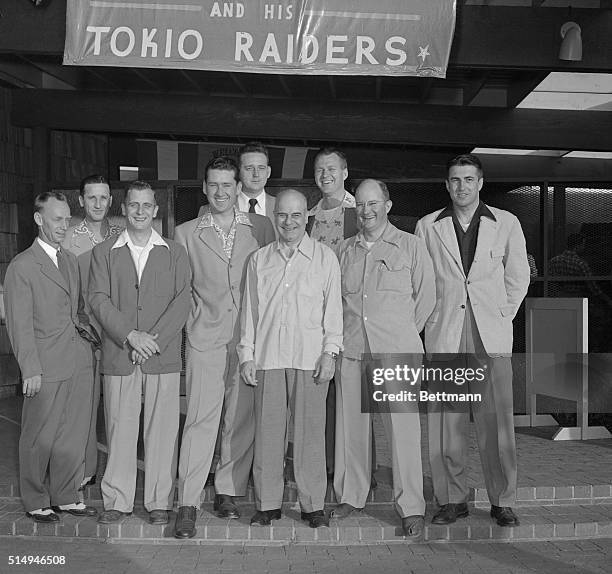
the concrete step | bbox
[3,479,611,507]
[1,499,611,544]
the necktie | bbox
[249,198,258,213]
[56,249,71,286]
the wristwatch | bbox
[324,351,339,360]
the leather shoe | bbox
[330,503,363,519]
[149,509,169,525]
[250,509,281,526]
[490,505,520,527]
[26,509,59,523]
[301,510,329,528]
[98,509,131,524]
[52,503,97,517]
[401,515,424,539]
[174,506,197,539]
[431,502,469,525]
[214,494,240,519]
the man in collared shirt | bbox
[415,154,530,528]
[173,157,274,539]
[308,147,360,483]
[238,188,342,529]
[5,192,98,523]
[62,174,122,490]
[333,179,435,539]
[89,181,191,526]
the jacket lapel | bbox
[469,214,499,277]
[32,241,70,294]
[198,226,229,263]
[432,217,465,277]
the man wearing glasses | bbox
[333,179,435,538]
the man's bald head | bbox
[274,189,308,247]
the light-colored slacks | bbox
[178,343,244,506]
[101,367,179,512]
[20,339,93,512]
[334,356,425,517]
[427,302,517,507]
[253,369,328,513]
[214,345,255,497]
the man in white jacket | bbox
[415,154,530,528]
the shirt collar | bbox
[275,233,314,260]
[74,218,123,241]
[37,237,59,262]
[434,201,496,223]
[112,227,168,250]
[310,190,356,215]
[355,222,401,249]
[195,205,252,231]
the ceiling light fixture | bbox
[559,21,582,62]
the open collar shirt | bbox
[339,223,436,359]
[238,233,343,371]
[112,228,168,282]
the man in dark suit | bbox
[89,181,191,526]
[174,156,274,539]
[416,154,530,528]
[5,192,98,522]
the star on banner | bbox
[418,45,430,62]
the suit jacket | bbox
[175,212,275,351]
[415,204,530,355]
[4,240,93,382]
[89,235,191,375]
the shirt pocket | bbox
[376,258,412,294]
[297,276,321,328]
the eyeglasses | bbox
[355,200,385,210]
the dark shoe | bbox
[330,503,363,519]
[174,506,197,539]
[78,475,97,491]
[490,505,520,527]
[98,509,131,524]
[52,503,97,517]
[250,509,281,526]
[301,510,329,528]
[26,509,60,523]
[431,502,469,525]
[401,515,424,539]
[149,509,169,525]
[214,494,240,519]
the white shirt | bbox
[237,190,267,216]
[111,228,168,282]
[37,238,59,267]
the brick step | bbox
[1,500,611,544]
[3,479,611,507]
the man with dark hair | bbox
[174,156,274,539]
[238,188,342,529]
[237,141,276,224]
[5,192,98,522]
[62,174,123,490]
[90,181,191,526]
[416,153,530,528]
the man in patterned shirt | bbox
[174,157,275,539]
[62,174,122,490]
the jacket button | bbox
[138,306,142,310]
[460,304,466,309]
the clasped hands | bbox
[127,330,159,365]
